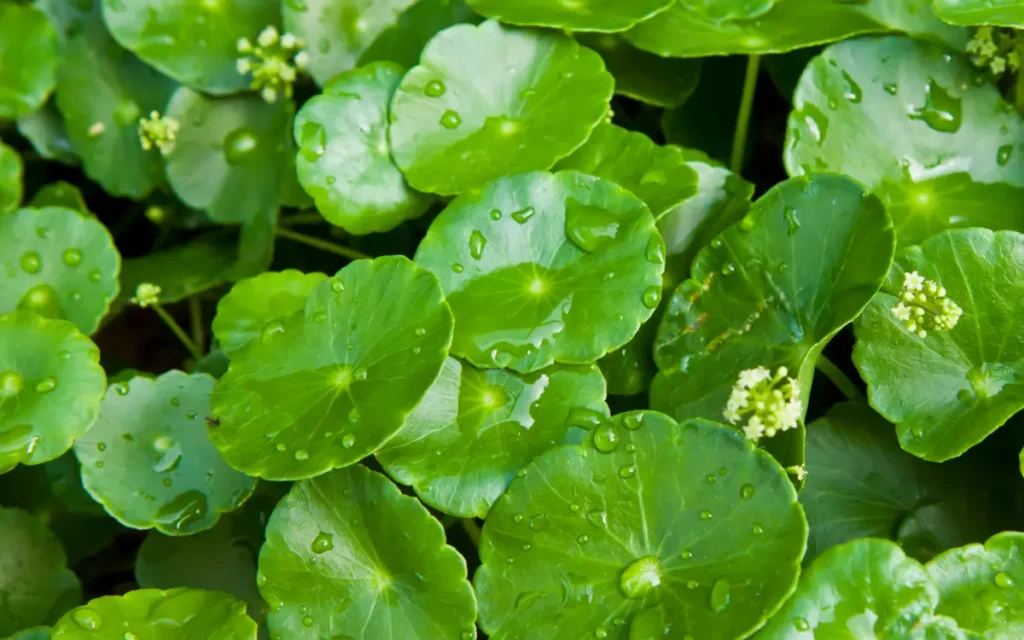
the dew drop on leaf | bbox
[566,407,604,430]
[700,510,712,520]
[35,377,56,394]
[564,200,620,252]
[440,110,462,129]
[592,424,619,453]
[511,206,535,224]
[20,251,41,274]
[883,83,898,95]
[342,434,356,448]
[299,122,327,162]
[529,513,548,531]
[995,571,1014,588]
[908,79,962,134]
[794,617,811,631]
[311,531,334,554]
[223,127,260,164]
[710,578,730,612]
[0,371,23,397]
[618,464,636,479]
[752,523,764,535]
[641,286,661,309]
[294,449,309,461]
[261,321,286,343]
[469,230,487,259]
[425,80,446,97]
[740,483,755,499]
[72,608,103,630]
[997,145,1014,166]
[618,556,661,599]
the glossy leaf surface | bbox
[933,0,1024,27]
[466,0,673,32]
[0,4,58,119]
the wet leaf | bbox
[466,0,673,32]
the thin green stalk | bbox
[459,518,482,547]
[815,354,862,401]
[152,304,204,361]
[730,54,761,175]
[188,295,205,354]
[275,226,369,261]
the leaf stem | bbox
[459,518,482,547]
[815,354,862,401]
[730,54,761,175]
[188,295,205,354]
[275,226,369,261]
[152,304,204,361]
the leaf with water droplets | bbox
[50,588,257,638]
[785,36,1024,247]
[294,61,432,235]
[0,142,23,214]
[933,0,1024,27]
[623,0,965,58]
[926,532,1024,637]
[358,0,480,70]
[389,20,614,196]
[0,3,58,119]
[101,0,279,94]
[476,412,806,639]
[575,34,701,109]
[0,506,81,635]
[29,182,90,216]
[467,0,673,31]
[854,229,1024,462]
[212,270,328,355]
[258,465,478,639]
[651,175,894,469]
[164,88,292,224]
[0,310,106,473]
[74,371,255,536]
[414,171,663,373]
[376,356,608,518]
[0,206,120,335]
[210,257,453,480]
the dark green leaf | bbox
[28,183,89,216]
[118,236,237,306]
[575,34,701,109]
[16,103,78,166]
[357,0,479,70]
[466,0,673,32]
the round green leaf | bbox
[0,142,23,214]
[801,402,1010,565]
[475,412,806,639]
[934,0,1024,27]
[466,0,673,32]
[575,34,701,109]
[28,183,89,216]
[55,32,176,199]
[294,61,432,235]
[357,0,479,70]
[165,88,291,224]
[755,538,951,638]
[101,0,279,94]
[785,36,1024,247]
[282,0,417,86]
[212,270,328,356]
[258,465,478,639]
[854,229,1024,462]
[0,507,80,635]
[17,102,78,166]
[414,171,663,373]
[623,0,966,58]
[927,532,1024,637]
[650,175,894,468]
[389,20,614,196]
[74,371,256,536]
[554,124,699,220]
[1,206,120,335]
[0,4,58,120]
[376,357,608,518]
[0,310,105,473]
[50,588,257,639]
[210,256,453,480]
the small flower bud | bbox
[724,366,803,444]
[132,283,162,308]
[236,26,308,103]
[890,271,962,338]
[137,111,180,156]
[257,25,279,48]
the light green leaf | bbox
[55,32,176,199]
[6,627,52,640]
[210,257,453,480]
[0,142,22,214]
[28,183,89,216]
[357,0,479,70]
[927,532,1024,637]
[389,20,614,196]
[74,372,256,536]
[0,3,58,120]
[101,0,280,94]
[50,588,257,639]
[376,357,608,518]
[165,88,292,224]
[475,412,807,639]
[854,229,1024,462]
[294,61,432,235]
[623,0,967,58]
[575,34,701,109]
[212,270,328,356]
[0,206,120,335]
[0,310,105,473]
[282,0,417,86]
[119,235,237,306]
[785,36,1024,247]
[258,465,478,639]
[650,175,894,468]
[414,171,663,373]
[933,0,1024,27]
[554,124,699,220]
[466,0,673,31]
[0,507,80,636]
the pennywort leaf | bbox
[0,142,23,214]
[0,3,58,120]
[466,0,674,32]
[933,0,1024,28]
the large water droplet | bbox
[0,371,23,397]
[224,127,260,164]
[529,513,549,531]
[801,102,829,145]
[469,230,486,259]
[909,79,962,133]
[587,509,607,528]
[440,110,462,129]
[35,377,57,394]
[299,121,326,162]
[840,70,862,103]
[156,491,208,532]
[261,320,286,343]
[425,80,446,97]
[311,531,334,554]
[740,483,755,499]
[618,556,661,599]
[794,617,810,631]
[642,286,661,309]
[18,284,62,319]
[710,578,730,612]
[511,206,535,224]
[73,608,103,630]
[20,251,41,274]
[565,199,620,253]
[62,248,83,267]
[566,407,604,430]
[646,236,665,264]
[997,144,1014,166]
[592,424,619,453]
[995,571,1014,588]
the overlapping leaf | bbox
[0,4,58,120]
[575,34,701,109]
[934,0,1024,27]
[0,143,22,214]
[467,0,674,32]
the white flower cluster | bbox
[967,26,1022,75]
[724,366,802,443]
[890,271,962,339]
[138,111,180,156]
[132,283,162,308]
[237,26,309,103]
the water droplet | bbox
[302,616,314,628]
[721,262,736,276]
[60,248,84,268]
[618,556,661,598]
[415,327,427,336]
[883,83,898,95]
[995,571,1014,588]
[313,311,327,324]
[489,208,502,220]
[425,80,446,97]
[646,236,665,264]
[0,371,23,397]
[261,320,286,343]
[566,407,605,430]
[840,70,862,103]
[299,121,326,162]
[529,513,549,531]
[73,608,103,630]
[512,513,525,524]
[912,427,924,438]
[997,144,1013,166]
[96,442,106,452]
[752,523,764,535]
[586,509,607,528]
[570,503,581,513]
[706,474,716,484]
[155,491,208,532]
[20,251,41,274]
[623,414,643,430]
[276,443,286,452]
[311,531,334,553]
[114,383,129,396]
[565,199,620,252]
[224,127,260,164]
[353,367,367,381]
[794,617,810,631]
[330,278,345,294]
[294,449,309,461]
[342,434,356,448]
[87,268,102,282]
[451,263,464,273]
[577,534,590,545]
[642,286,661,309]
[511,206,535,224]
[700,510,713,520]
[593,424,619,453]
[522,543,532,551]
[618,464,636,479]
[680,549,692,560]
[784,207,801,235]
[440,110,462,129]
[909,79,962,133]
[35,377,56,394]
[740,484,755,499]
[469,230,486,259]
[595,627,608,639]
[162,478,173,487]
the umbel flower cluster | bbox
[237,26,309,103]
[724,366,803,442]
[967,26,1023,75]
[890,271,962,338]
[137,111,180,156]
